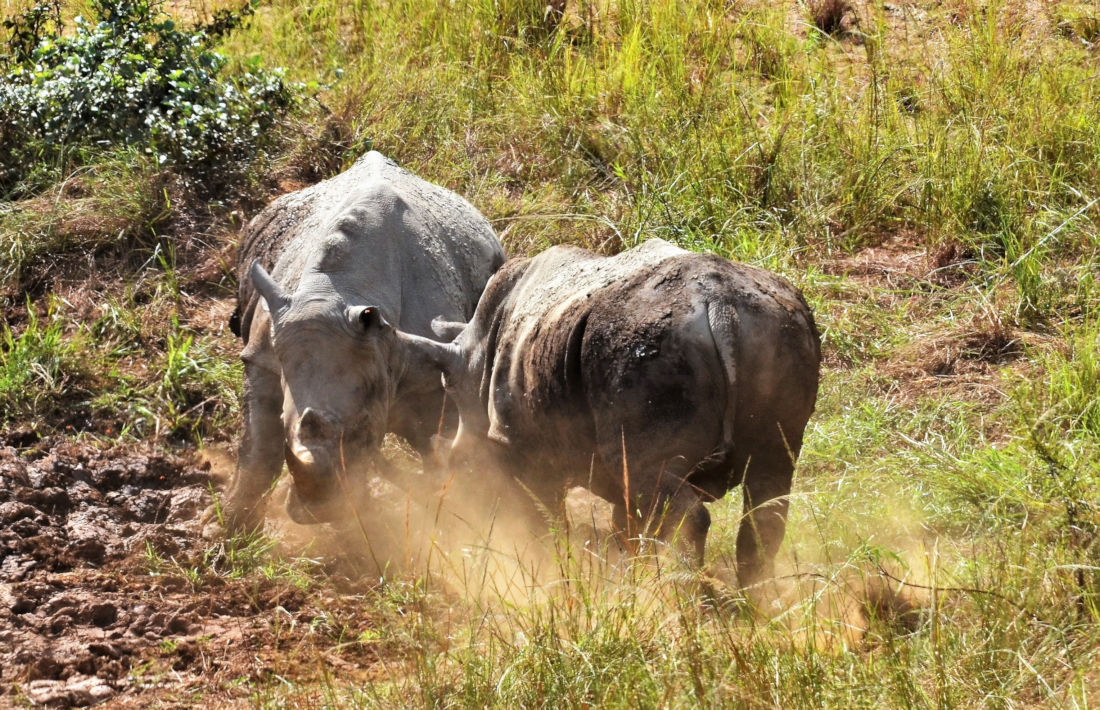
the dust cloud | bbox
[243,438,927,647]
[251,438,568,605]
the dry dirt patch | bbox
[822,234,1031,401]
[822,232,977,293]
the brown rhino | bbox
[220,151,505,531]
[394,239,820,587]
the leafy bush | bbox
[0,0,296,193]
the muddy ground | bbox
[0,430,923,709]
[0,434,401,708]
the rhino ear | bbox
[356,306,393,334]
[250,261,290,315]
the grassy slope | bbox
[2,0,1099,706]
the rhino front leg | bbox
[388,390,459,491]
[220,361,285,533]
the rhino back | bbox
[479,241,692,462]
[236,151,503,342]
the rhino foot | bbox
[200,497,266,538]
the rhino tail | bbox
[701,299,740,472]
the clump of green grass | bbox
[144,522,315,592]
[0,278,240,440]
[0,298,83,426]
[143,314,241,439]
[89,298,242,442]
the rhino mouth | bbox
[282,441,381,524]
[285,484,344,524]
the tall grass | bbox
[0,154,171,284]
[217,3,1100,702]
[226,0,1099,280]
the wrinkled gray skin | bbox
[222,151,505,530]
[398,239,820,587]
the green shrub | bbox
[0,0,296,194]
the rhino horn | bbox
[291,444,315,467]
[430,317,466,341]
[296,407,331,443]
[249,260,290,315]
[397,330,463,377]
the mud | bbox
[0,438,385,708]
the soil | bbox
[821,233,1031,408]
[0,437,388,708]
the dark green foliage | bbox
[0,0,60,67]
[0,0,295,194]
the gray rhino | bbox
[395,239,820,587]
[221,151,505,530]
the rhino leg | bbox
[222,362,285,532]
[386,389,456,491]
[734,446,794,589]
[389,377,460,455]
[609,464,711,566]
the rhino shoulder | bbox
[478,257,535,316]
[352,150,400,174]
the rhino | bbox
[220,151,505,531]
[394,239,820,587]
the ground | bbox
[0,438,389,707]
[0,235,999,707]
[2,0,1099,706]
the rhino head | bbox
[391,325,493,475]
[251,261,402,523]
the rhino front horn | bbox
[250,260,290,314]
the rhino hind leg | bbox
[221,363,285,533]
[733,444,795,590]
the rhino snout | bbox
[285,408,340,481]
[282,443,344,524]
